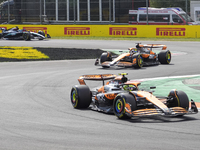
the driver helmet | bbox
[123,84,135,91]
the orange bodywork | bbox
[112,53,130,64]
[78,74,117,85]
[136,91,169,111]
[141,54,150,58]
[104,93,118,100]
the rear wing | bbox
[78,74,116,85]
[137,44,167,50]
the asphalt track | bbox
[0,39,200,150]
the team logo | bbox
[64,27,90,36]
[109,27,137,36]
[23,27,48,34]
[156,28,186,36]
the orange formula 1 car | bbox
[95,43,171,68]
[70,73,198,119]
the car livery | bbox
[70,73,198,119]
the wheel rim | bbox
[138,56,143,67]
[71,90,78,107]
[115,99,123,113]
[166,52,171,63]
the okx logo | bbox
[156,28,186,37]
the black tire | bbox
[70,85,91,109]
[100,52,112,64]
[168,90,189,111]
[113,93,137,119]
[158,50,171,64]
[23,32,31,41]
[132,54,143,68]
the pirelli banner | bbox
[1,25,200,38]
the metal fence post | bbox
[8,0,10,23]
[146,0,148,25]
[40,0,42,24]
[109,0,111,24]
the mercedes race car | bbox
[71,73,198,119]
[0,26,51,41]
[95,43,171,68]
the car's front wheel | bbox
[23,32,31,41]
[132,54,143,68]
[168,90,189,115]
[113,93,137,119]
[100,52,112,64]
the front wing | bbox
[125,100,198,117]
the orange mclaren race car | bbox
[95,43,171,68]
[70,73,198,119]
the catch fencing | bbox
[0,0,191,25]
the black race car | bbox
[0,26,51,41]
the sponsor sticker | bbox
[156,28,185,37]
[23,27,48,34]
[64,27,90,36]
[109,27,137,36]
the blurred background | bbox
[0,0,199,25]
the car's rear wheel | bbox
[71,85,91,109]
[132,54,143,68]
[158,50,171,64]
[113,93,137,119]
[168,90,189,114]
[100,52,112,64]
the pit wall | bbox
[1,25,200,38]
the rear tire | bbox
[100,52,112,64]
[71,85,91,109]
[113,93,137,119]
[158,50,171,64]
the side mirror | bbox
[150,86,156,89]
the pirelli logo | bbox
[23,27,48,34]
[64,27,90,35]
[156,28,186,36]
[109,27,137,36]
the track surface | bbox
[0,40,200,150]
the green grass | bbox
[52,36,200,41]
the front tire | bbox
[100,52,112,64]
[71,85,91,109]
[158,50,171,64]
[132,54,143,68]
[23,32,31,41]
[113,93,137,119]
[168,90,189,111]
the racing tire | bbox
[168,90,189,115]
[71,85,91,109]
[113,93,137,119]
[132,54,143,68]
[100,52,112,64]
[158,50,171,64]
[23,32,31,41]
